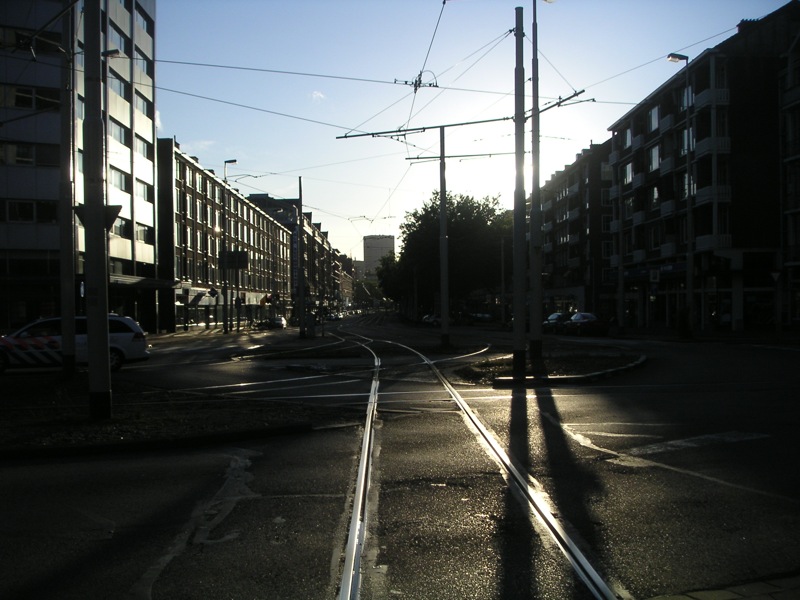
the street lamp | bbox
[222,158,237,334]
[668,52,693,336]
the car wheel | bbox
[109,348,124,371]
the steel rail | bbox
[382,339,620,600]
[337,333,379,600]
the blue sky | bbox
[155,0,788,259]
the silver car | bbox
[0,314,149,372]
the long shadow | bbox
[499,385,538,598]
[500,377,606,597]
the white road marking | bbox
[628,431,769,456]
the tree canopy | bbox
[377,192,512,318]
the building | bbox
[540,140,614,318]
[156,139,291,332]
[0,0,160,331]
[363,235,395,282]
[606,2,800,332]
[249,194,345,322]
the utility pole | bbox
[439,126,450,347]
[298,177,306,338]
[512,6,527,379]
[528,0,544,367]
[83,0,112,419]
[59,0,76,378]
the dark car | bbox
[563,312,609,336]
[268,316,287,329]
[542,312,572,334]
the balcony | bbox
[568,257,581,269]
[610,254,620,267]
[568,233,581,245]
[659,113,675,131]
[695,185,732,207]
[543,242,553,253]
[632,134,645,150]
[695,136,731,158]
[660,156,675,173]
[782,85,800,108]
[632,249,646,263]
[543,221,553,233]
[568,181,580,197]
[568,207,581,221]
[542,199,553,212]
[632,173,646,189]
[695,233,732,252]
[694,87,730,109]
[660,242,676,257]
[633,211,645,226]
[660,199,675,217]
[610,219,620,233]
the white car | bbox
[0,314,149,372]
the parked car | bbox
[542,312,573,334]
[563,312,609,337]
[0,314,149,373]
[268,316,287,329]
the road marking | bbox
[628,431,769,456]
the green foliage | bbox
[378,191,512,315]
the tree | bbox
[385,191,512,318]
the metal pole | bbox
[298,177,306,338]
[439,126,450,347]
[222,159,236,333]
[83,0,112,419]
[528,0,543,364]
[512,6,527,378]
[59,0,76,378]
[684,60,694,337]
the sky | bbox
[155,0,789,260]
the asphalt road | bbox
[1,319,798,599]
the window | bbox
[623,162,633,184]
[109,166,131,192]
[107,24,131,55]
[648,186,660,210]
[0,142,58,166]
[8,200,35,222]
[134,92,153,118]
[135,223,153,244]
[111,217,131,238]
[134,47,153,78]
[107,69,130,100]
[109,118,131,147]
[648,145,660,172]
[681,84,693,111]
[647,106,659,132]
[681,126,695,156]
[623,127,632,148]
[135,6,154,35]
[134,136,153,160]
[135,179,153,203]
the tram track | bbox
[331,325,621,600]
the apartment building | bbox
[156,139,291,333]
[540,140,613,318]
[249,194,345,321]
[0,0,159,331]
[606,2,800,332]
[780,27,800,327]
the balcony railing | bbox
[695,136,731,157]
[568,181,580,197]
[633,211,645,226]
[695,233,732,252]
[632,173,645,189]
[568,256,581,269]
[659,113,675,131]
[695,185,731,207]
[660,156,675,173]
[660,199,675,217]
[694,87,730,109]
[632,249,646,263]
[660,242,676,257]
[568,207,581,221]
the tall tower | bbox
[363,235,395,282]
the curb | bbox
[492,354,647,388]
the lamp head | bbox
[667,52,689,63]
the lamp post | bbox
[668,52,693,336]
[222,158,237,334]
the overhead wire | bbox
[403,0,448,131]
